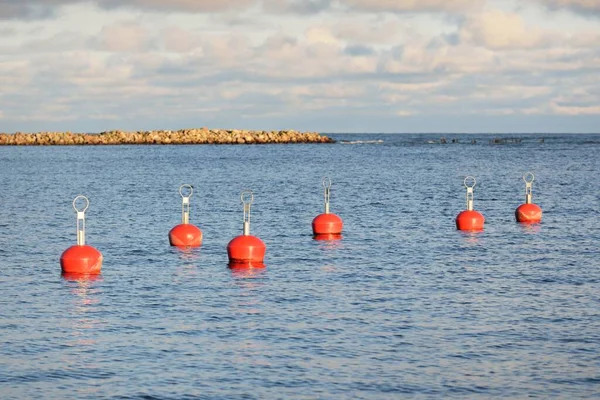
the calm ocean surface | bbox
[1,133,599,399]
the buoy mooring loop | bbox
[455,176,485,231]
[60,195,103,275]
[312,177,343,238]
[227,189,266,267]
[74,195,89,245]
[515,172,542,223]
[169,184,203,248]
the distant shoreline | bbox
[0,128,334,145]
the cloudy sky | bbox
[1,0,599,133]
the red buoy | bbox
[61,245,103,274]
[456,210,485,231]
[313,177,343,237]
[169,224,203,247]
[515,172,542,223]
[516,203,542,223]
[227,190,266,266]
[312,213,343,235]
[227,235,266,264]
[456,176,485,231]
[60,195,103,275]
[169,184,202,248]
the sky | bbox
[0,0,599,133]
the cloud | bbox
[0,0,257,19]
[330,17,404,45]
[99,0,257,13]
[264,0,333,14]
[551,103,600,115]
[161,26,203,53]
[95,22,154,53]
[1,0,599,132]
[0,0,483,20]
[539,0,600,16]
[342,0,482,13]
[459,10,549,49]
[0,0,78,19]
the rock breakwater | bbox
[0,128,334,145]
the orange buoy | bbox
[169,184,203,248]
[456,176,485,231]
[312,177,343,237]
[169,224,202,247]
[313,213,343,235]
[516,203,542,223]
[227,190,266,266]
[515,172,542,223]
[456,209,485,231]
[61,245,103,274]
[227,235,266,264]
[60,195,103,275]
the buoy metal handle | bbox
[464,176,476,211]
[523,172,534,204]
[72,195,89,246]
[241,190,254,235]
[179,184,193,224]
[322,177,332,214]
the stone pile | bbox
[0,128,334,145]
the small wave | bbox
[339,140,384,144]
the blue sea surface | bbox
[0,133,599,399]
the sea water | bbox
[0,133,599,399]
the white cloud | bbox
[342,0,482,13]
[0,0,599,132]
[96,22,154,53]
[161,26,203,53]
[0,0,484,20]
[460,10,549,49]
[305,27,340,46]
[539,0,600,15]
[551,103,600,115]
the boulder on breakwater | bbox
[0,128,334,145]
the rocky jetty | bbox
[0,128,334,145]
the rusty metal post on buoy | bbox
[515,172,542,223]
[169,184,203,248]
[455,176,485,231]
[60,195,103,275]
